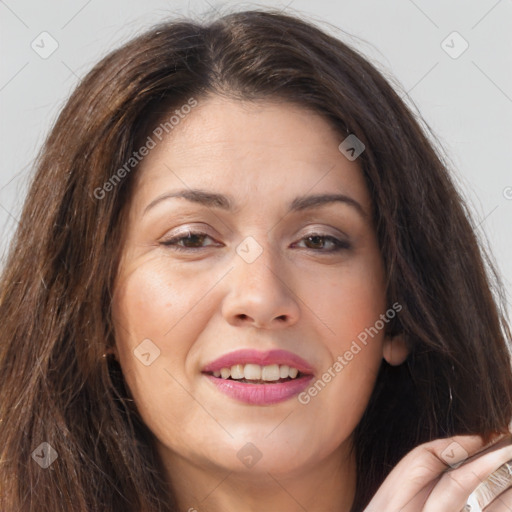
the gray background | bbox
[1,0,511,314]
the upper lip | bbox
[202,349,315,375]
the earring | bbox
[102,348,116,360]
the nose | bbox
[221,238,301,329]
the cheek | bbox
[110,260,222,423]
[308,250,386,344]
[299,315,383,458]
[298,250,386,429]
[112,260,210,351]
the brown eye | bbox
[294,234,351,252]
[160,231,220,251]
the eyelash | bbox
[160,230,351,253]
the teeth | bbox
[244,364,261,380]
[230,364,245,379]
[213,363,302,381]
[261,364,280,381]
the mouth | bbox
[203,363,309,384]
[201,349,315,405]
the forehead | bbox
[130,96,370,214]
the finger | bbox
[423,438,512,512]
[485,486,512,512]
[364,433,509,511]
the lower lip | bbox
[203,374,315,405]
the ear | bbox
[382,334,409,366]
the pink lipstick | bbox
[202,349,315,405]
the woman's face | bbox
[112,95,389,481]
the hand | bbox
[364,433,512,511]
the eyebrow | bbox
[143,188,367,218]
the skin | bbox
[367,434,512,511]
[110,95,511,511]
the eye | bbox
[160,229,351,253]
[293,233,351,253]
[160,230,221,252]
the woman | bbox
[1,8,511,512]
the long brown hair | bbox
[1,8,511,511]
